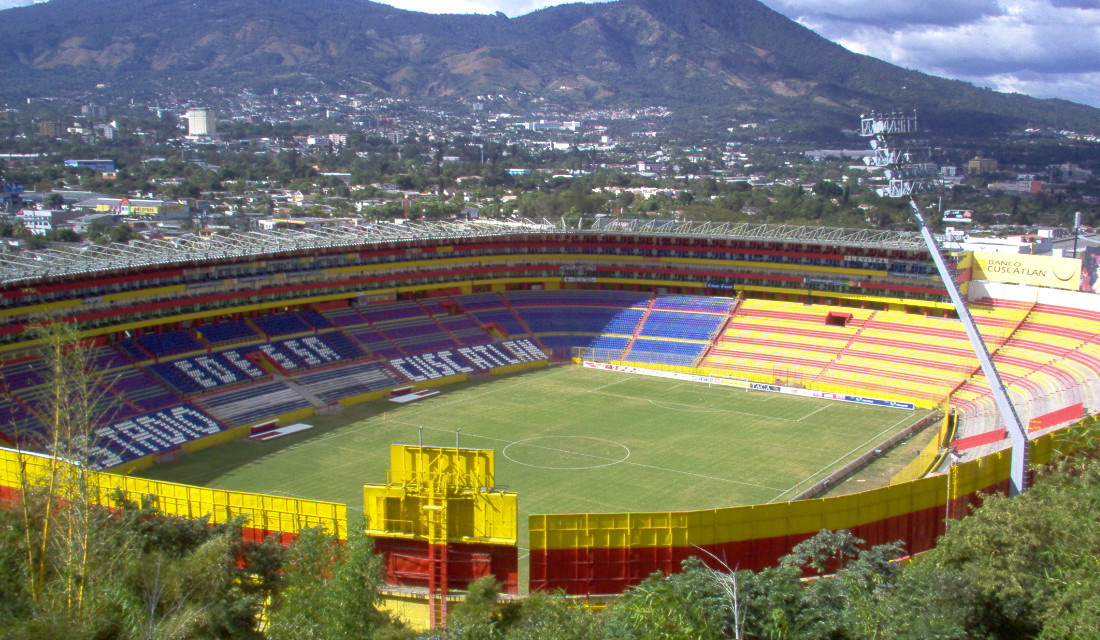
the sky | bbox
[2,0,1098,108]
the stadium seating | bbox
[88,404,227,469]
[114,338,153,363]
[638,310,725,341]
[253,312,314,338]
[948,302,1100,437]
[105,368,179,413]
[300,309,333,330]
[150,351,269,395]
[701,299,863,382]
[293,362,404,401]
[650,295,737,313]
[87,345,131,372]
[197,381,313,427]
[0,396,46,442]
[625,338,706,366]
[0,357,46,392]
[137,330,205,359]
[196,320,260,346]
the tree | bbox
[264,520,410,640]
[0,324,277,640]
[878,450,1100,639]
[605,558,728,640]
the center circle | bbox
[502,436,631,470]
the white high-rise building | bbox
[185,107,216,138]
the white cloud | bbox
[761,0,1004,28]
[761,0,1100,107]
[0,0,43,8]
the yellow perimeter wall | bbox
[526,424,1087,594]
[0,448,347,539]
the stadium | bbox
[0,218,1093,627]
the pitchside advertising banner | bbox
[582,361,748,388]
[581,362,915,409]
[748,382,916,410]
[966,251,1082,291]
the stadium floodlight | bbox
[860,111,1029,495]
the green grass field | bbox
[138,366,932,557]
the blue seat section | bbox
[651,295,737,313]
[360,300,429,323]
[361,300,465,354]
[0,357,46,391]
[466,308,526,336]
[226,334,358,375]
[628,338,707,362]
[342,324,403,359]
[293,362,403,401]
[601,309,646,335]
[0,397,47,442]
[379,323,460,354]
[196,381,312,428]
[150,350,269,395]
[504,290,651,308]
[318,332,366,361]
[455,293,507,310]
[318,306,403,356]
[300,309,333,330]
[197,320,258,345]
[87,403,228,470]
[137,330,205,359]
[577,336,631,360]
[536,335,589,352]
[517,306,643,335]
[89,389,130,424]
[438,315,493,346]
[114,338,152,362]
[253,312,313,338]
[88,345,131,371]
[386,339,547,382]
[107,368,179,412]
[639,310,725,341]
[321,306,369,327]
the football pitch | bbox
[138,365,933,552]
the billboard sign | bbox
[943,209,973,223]
[970,251,1081,291]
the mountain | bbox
[3,0,1099,136]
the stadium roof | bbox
[0,219,929,286]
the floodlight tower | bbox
[860,111,1029,495]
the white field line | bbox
[667,380,773,402]
[796,403,832,422]
[767,413,918,503]
[586,375,633,393]
[588,389,797,421]
[285,366,573,449]
[392,419,787,492]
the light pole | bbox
[860,111,1029,495]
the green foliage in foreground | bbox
[3,449,1096,639]
[430,451,1100,640]
[0,489,412,640]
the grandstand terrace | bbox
[2,219,1099,603]
[0,220,1094,464]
